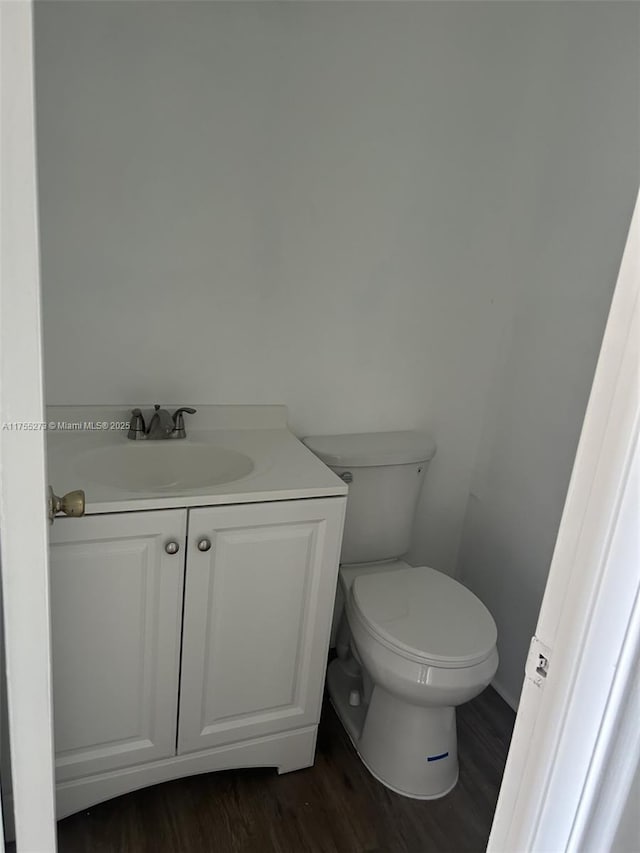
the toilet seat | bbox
[351,565,497,669]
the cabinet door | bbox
[49,510,186,782]
[178,497,346,754]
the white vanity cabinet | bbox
[49,510,187,782]
[178,499,346,753]
[48,496,346,819]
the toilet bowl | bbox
[303,431,499,799]
[327,560,497,798]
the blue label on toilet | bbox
[427,752,449,762]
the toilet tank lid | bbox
[302,430,436,467]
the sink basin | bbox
[74,442,254,492]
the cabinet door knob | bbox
[165,541,180,555]
[197,538,212,552]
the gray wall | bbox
[35,2,639,698]
[611,761,640,853]
[456,4,639,707]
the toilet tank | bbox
[303,431,436,564]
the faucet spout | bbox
[128,403,196,440]
[146,404,175,439]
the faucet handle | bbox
[128,408,146,440]
[172,406,197,438]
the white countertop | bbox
[46,405,347,514]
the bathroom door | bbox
[488,193,640,852]
[0,2,58,850]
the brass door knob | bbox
[48,486,85,524]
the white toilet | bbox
[303,431,498,800]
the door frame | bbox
[0,1,57,850]
[488,190,640,852]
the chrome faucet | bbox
[128,405,197,440]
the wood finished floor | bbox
[55,688,515,853]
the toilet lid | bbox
[352,566,497,668]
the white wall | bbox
[34,1,638,599]
[456,6,640,707]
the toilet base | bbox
[327,658,459,799]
